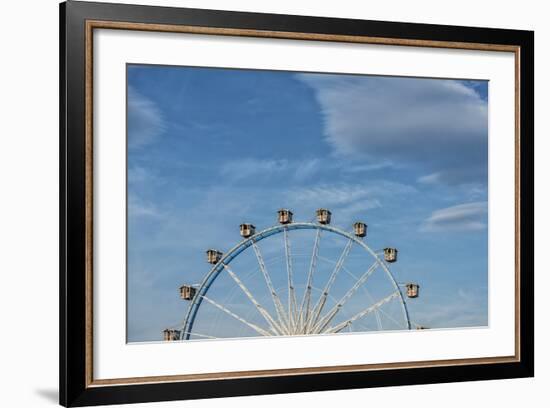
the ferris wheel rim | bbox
[181,222,411,339]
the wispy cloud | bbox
[417,166,487,186]
[289,184,380,208]
[128,195,161,218]
[220,157,402,185]
[297,74,488,185]
[287,181,415,225]
[293,158,322,182]
[128,165,166,186]
[220,158,289,181]
[417,172,442,185]
[342,161,397,173]
[420,201,487,232]
[220,158,323,183]
[289,181,416,206]
[411,287,488,328]
[127,86,166,149]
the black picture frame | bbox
[60,1,534,406]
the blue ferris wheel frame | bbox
[181,222,411,339]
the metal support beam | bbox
[325,291,400,334]
[201,295,273,337]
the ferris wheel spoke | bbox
[312,260,380,333]
[374,309,383,330]
[283,228,298,333]
[324,291,400,334]
[365,288,384,330]
[182,332,218,340]
[353,320,373,332]
[201,295,273,337]
[377,305,405,328]
[340,263,384,331]
[222,264,285,335]
[298,228,322,332]
[252,242,290,333]
[306,238,354,332]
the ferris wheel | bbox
[163,209,421,342]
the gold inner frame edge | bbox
[84,19,522,388]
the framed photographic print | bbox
[59,1,534,406]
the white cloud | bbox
[127,86,166,148]
[298,74,488,185]
[420,201,487,232]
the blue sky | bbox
[127,64,488,342]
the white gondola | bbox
[277,209,293,224]
[179,285,196,301]
[316,208,332,225]
[384,247,398,263]
[239,223,256,238]
[406,283,420,298]
[206,249,223,264]
[353,222,367,237]
[162,329,181,341]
